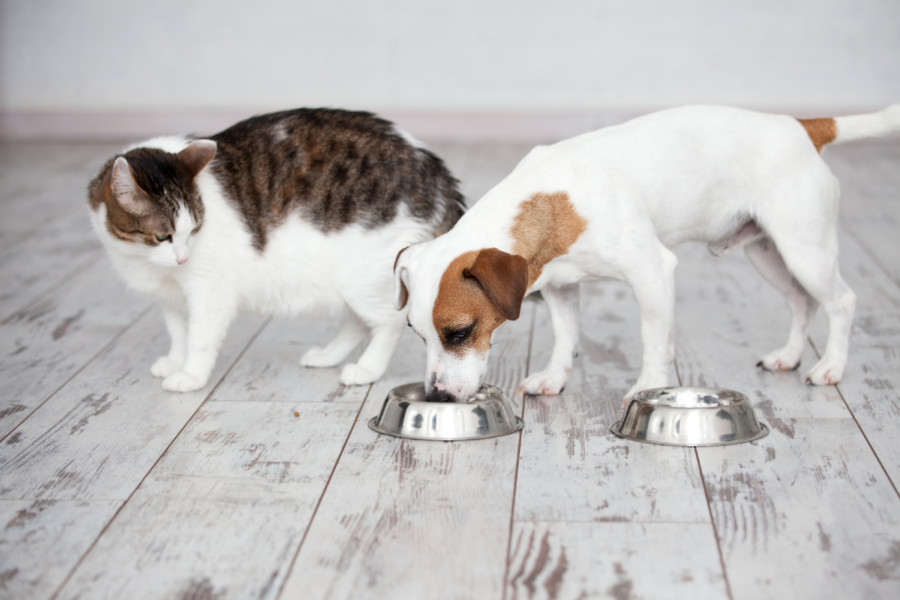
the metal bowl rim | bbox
[608,421,770,447]
[368,416,524,441]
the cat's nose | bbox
[177,257,188,265]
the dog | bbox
[392,104,900,405]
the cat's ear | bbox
[110,157,152,216]
[177,140,217,179]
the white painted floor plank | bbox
[0,313,266,501]
[279,307,533,600]
[507,522,728,600]
[0,260,151,439]
[699,419,900,599]
[515,283,709,524]
[1,139,899,600]
[0,499,121,600]
[672,224,900,598]
[55,401,360,600]
[211,316,368,404]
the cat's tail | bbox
[799,104,900,152]
[419,148,467,237]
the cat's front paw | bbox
[151,356,182,378]
[162,371,207,392]
[339,363,377,386]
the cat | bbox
[88,108,465,392]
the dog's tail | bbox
[799,104,900,152]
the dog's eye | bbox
[446,324,474,345]
[156,233,171,243]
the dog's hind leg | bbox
[744,238,819,371]
[517,283,580,397]
[623,243,679,406]
[764,201,856,386]
[300,310,368,368]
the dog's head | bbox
[394,240,529,402]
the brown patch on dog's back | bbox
[433,251,507,357]
[798,118,837,153]
[511,191,588,286]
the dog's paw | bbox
[803,361,843,386]
[162,371,206,392]
[756,348,801,372]
[340,363,377,386]
[151,356,181,378]
[517,369,569,397]
[300,346,341,368]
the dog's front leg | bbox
[623,246,678,406]
[517,283,580,397]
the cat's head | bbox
[88,139,217,267]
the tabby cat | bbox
[88,109,465,392]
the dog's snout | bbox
[426,388,459,403]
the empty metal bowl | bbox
[368,382,524,441]
[610,387,769,447]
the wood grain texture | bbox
[673,234,900,598]
[55,402,360,600]
[507,521,728,600]
[0,499,121,600]
[0,142,119,321]
[698,420,900,599]
[279,307,534,600]
[0,313,266,501]
[515,282,709,524]
[2,139,900,600]
[0,259,151,439]
[210,316,369,404]
[809,229,900,487]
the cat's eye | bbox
[156,233,171,243]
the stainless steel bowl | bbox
[368,383,524,441]
[610,387,769,447]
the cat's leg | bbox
[300,311,368,368]
[151,302,188,378]
[162,290,237,393]
[340,317,403,386]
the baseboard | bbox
[0,107,886,143]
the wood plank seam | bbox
[807,337,900,500]
[0,251,102,326]
[695,447,735,600]
[678,355,736,600]
[44,315,272,600]
[502,306,536,600]
[274,386,371,600]
[0,304,153,446]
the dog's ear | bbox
[464,248,529,321]
[393,246,411,310]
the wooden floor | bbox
[1,136,900,600]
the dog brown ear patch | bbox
[464,248,528,321]
[511,191,587,285]
[433,251,508,356]
[798,118,837,153]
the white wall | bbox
[1,0,898,118]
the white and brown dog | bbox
[394,105,900,405]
